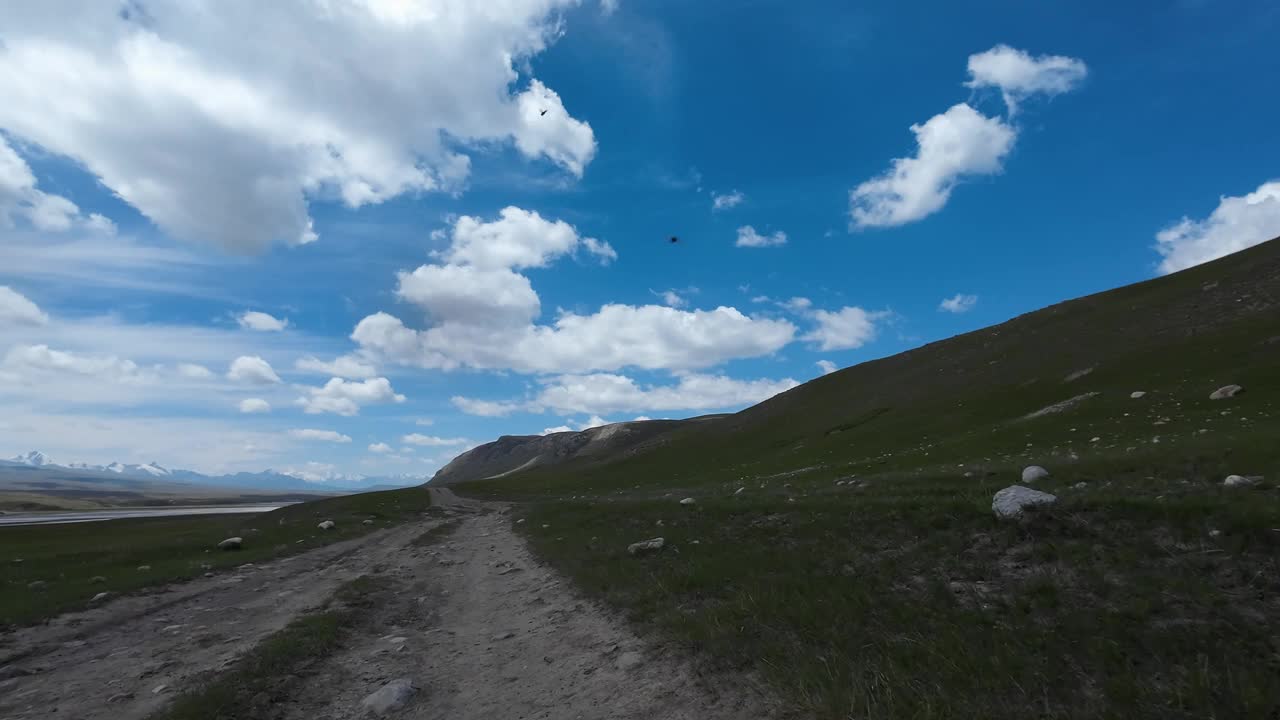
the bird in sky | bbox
[540,109,548,116]
[669,236,679,244]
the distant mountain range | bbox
[4,451,424,492]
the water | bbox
[0,504,288,527]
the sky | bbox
[1,0,1279,483]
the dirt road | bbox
[0,488,774,719]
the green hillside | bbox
[460,239,1280,719]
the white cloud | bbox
[297,377,405,416]
[600,0,620,15]
[804,307,884,351]
[541,425,574,435]
[356,305,795,374]
[939,293,978,313]
[414,418,435,426]
[295,354,378,379]
[736,225,787,248]
[750,295,770,304]
[966,45,1088,115]
[288,428,351,444]
[850,104,1015,228]
[238,398,271,414]
[441,207,612,270]
[227,355,281,385]
[655,290,687,308]
[779,297,812,312]
[369,442,393,454]
[2,344,146,384]
[0,2,595,252]
[1155,181,1280,274]
[238,311,289,332]
[0,135,90,232]
[402,433,468,447]
[176,363,215,379]
[712,190,745,211]
[398,264,541,327]
[816,360,838,375]
[455,372,799,417]
[0,286,49,326]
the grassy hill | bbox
[459,239,1280,719]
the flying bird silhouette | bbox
[540,109,548,116]
[669,236,679,244]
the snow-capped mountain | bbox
[4,451,422,492]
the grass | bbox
[0,486,431,628]
[454,241,1280,718]
[154,575,391,720]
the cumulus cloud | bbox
[297,377,405,416]
[0,135,86,232]
[398,264,541,327]
[541,425,574,435]
[779,297,812,312]
[369,442,393,454]
[850,104,1015,228]
[238,398,271,414]
[238,311,289,332]
[294,354,377,379]
[816,360,838,375]
[2,344,146,383]
[455,371,799,417]
[0,2,596,252]
[0,286,49,326]
[736,225,787,248]
[804,307,884,351]
[176,363,215,379]
[712,190,745,211]
[288,428,351,443]
[654,290,687,308]
[440,207,612,270]
[939,293,978,313]
[1155,181,1280,274]
[402,433,468,447]
[966,45,1088,115]
[227,356,281,385]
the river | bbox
[0,504,289,527]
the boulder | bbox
[318,520,335,530]
[1021,465,1050,483]
[1130,391,1147,399]
[616,651,645,671]
[1210,384,1243,400]
[361,679,416,716]
[679,497,696,506]
[992,485,1058,519]
[1223,474,1260,488]
[627,537,665,556]
[217,537,243,551]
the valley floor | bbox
[0,488,773,720]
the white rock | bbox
[1130,391,1147,399]
[1208,529,1222,538]
[1223,474,1260,488]
[362,519,374,525]
[627,538,665,556]
[217,537,242,550]
[137,565,152,571]
[318,520,335,530]
[361,679,416,715]
[89,592,112,604]
[992,485,1058,519]
[515,518,526,524]
[1210,384,1243,400]
[1073,482,1087,490]
[734,487,745,495]
[1021,466,1050,483]
[679,497,696,506]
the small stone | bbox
[1090,437,1100,443]
[627,537,665,556]
[541,524,550,529]
[734,487,745,495]
[361,678,416,715]
[217,537,243,551]
[616,651,645,671]
[1021,466,1050,483]
[152,684,168,695]
[137,565,151,571]
[1210,384,1243,400]
[516,518,526,524]
[1223,474,1260,488]
[679,497,696,506]
[362,519,374,525]
[1073,482,1087,490]
[90,592,112,604]
[963,471,974,478]
[317,520,335,530]
[1130,391,1147,399]
[1208,529,1222,538]
[90,576,107,584]
[27,580,47,590]
[491,632,516,641]
[992,485,1058,519]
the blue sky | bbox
[1,0,1278,483]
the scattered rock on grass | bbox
[361,679,416,716]
[1021,465,1050,483]
[627,538,665,556]
[1130,391,1147,399]
[362,519,374,525]
[318,520,336,530]
[137,565,151,571]
[90,576,106,584]
[992,486,1058,519]
[27,580,47,590]
[89,592,112,604]
[1210,384,1243,400]
[679,497,696,506]
[217,537,242,551]
[1223,474,1260,488]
